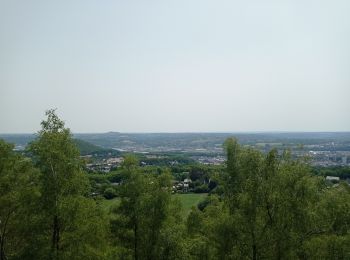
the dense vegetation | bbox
[1,110,350,259]
[312,165,350,179]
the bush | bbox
[193,184,209,193]
[197,197,210,211]
[103,187,117,199]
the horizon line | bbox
[1,131,350,135]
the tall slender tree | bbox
[111,156,185,259]
[28,109,108,259]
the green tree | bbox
[28,109,108,259]
[190,139,328,259]
[303,183,350,259]
[223,137,241,213]
[103,187,117,200]
[111,156,185,259]
[0,140,40,260]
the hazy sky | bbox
[1,0,349,133]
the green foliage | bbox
[186,139,350,259]
[173,171,189,181]
[73,138,106,155]
[173,193,208,217]
[193,184,209,193]
[302,183,350,259]
[0,140,40,260]
[27,109,109,259]
[103,187,117,200]
[3,111,350,260]
[312,165,350,179]
[111,158,185,259]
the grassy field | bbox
[173,193,208,217]
[100,193,208,218]
[99,197,120,212]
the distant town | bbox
[2,132,350,173]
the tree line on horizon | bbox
[1,110,350,259]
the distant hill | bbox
[73,139,107,155]
[0,134,36,145]
[0,134,119,156]
[2,132,350,154]
[0,134,36,150]
[74,132,350,151]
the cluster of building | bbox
[192,156,225,165]
[189,151,350,167]
[85,157,124,173]
[308,151,350,167]
[172,178,192,193]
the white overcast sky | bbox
[0,0,349,133]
